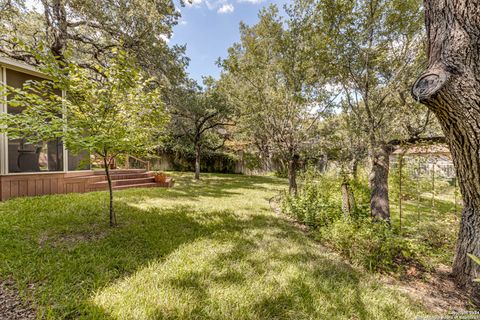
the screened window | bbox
[6,68,64,173]
[68,150,91,171]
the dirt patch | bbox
[384,265,474,314]
[0,280,35,320]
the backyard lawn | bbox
[0,173,426,319]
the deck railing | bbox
[125,155,151,171]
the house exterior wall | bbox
[0,57,95,201]
[0,171,95,201]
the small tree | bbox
[1,50,168,226]
[167,77,233,180]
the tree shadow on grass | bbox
[0,197,251,319]
[118,173,287,201]
[92,205,421,320]
[0,182,420,319]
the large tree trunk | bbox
[412,0,480,302]
[369,146,391,221]
[287,154,299,194]
[194,142,201,180]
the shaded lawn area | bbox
[0,173,425,319]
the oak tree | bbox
[412,0,480,301]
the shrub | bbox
[274,167,288,178]
[281,168,341,228]
[281,167,420,273]
[319,218,416,272]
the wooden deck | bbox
[0,170,174,201]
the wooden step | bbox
[93,169,146,175]
[109,173,152,180]
[91,177,155,189]
[112,182,162,190]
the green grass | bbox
[0,173,425,319]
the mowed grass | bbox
[0,173,425,319]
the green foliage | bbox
[0,0,186,84]
[319,218,416,272]
[282,168,341,227]
[282,168,420,272]
[160,137,239,174]
[389,160,419,201]
[220,5,333,188]
[389,159,453,204]
[170,151,238,174]
[274,167,288,178]
[0,48,169,224]
[242,152,263,171]
[166,76,234,178]
[1,49,168,159]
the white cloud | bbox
[217,3,234,13]
[238,0,264,3]
[159,34,171,43]
[185,0,234,13]
[185,0,203,7]
[206,0,216,10]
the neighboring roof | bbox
[392,144,451,157]
[0,56,48,79]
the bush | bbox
[281,168,341,228]
[281,167,419,273]
[319,218,416,272]
[274,167,288,178]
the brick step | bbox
[92,177,155,188]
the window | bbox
[6,69,64,173]
[68,150,91,171]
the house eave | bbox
[0,56,49,79]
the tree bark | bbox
[194,142,201,180]
[341,176,356,218]
[288,154,299,194]
[412,0,480,302]
[369,146,391,221]
[103,155,116,227]
[350,157,359,181]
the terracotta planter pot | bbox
[154,174,167,183]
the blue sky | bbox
[170,0,289,82]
